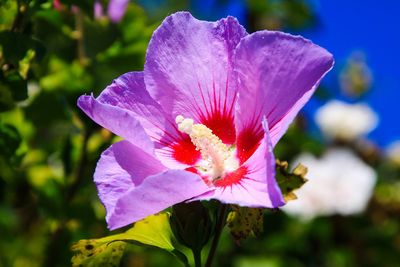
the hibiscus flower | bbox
[78,12,333,230]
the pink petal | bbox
[96,72,178,144]
[108,169,212,230]
[195,119,284,208]
[78,94,154,156]
[234,31,334,159]
[144,12,247,144]
[78,71,201,168]
[94,140,166,228]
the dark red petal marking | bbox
[171,135,201,165]
[214,166,248,187]
[196,76,236,145]
[236,127,264,165]
[202,110,236,144]
[185,166,199,174]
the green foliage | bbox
[120,213,176,251]
[227,206,264,243]
[0,69,27,111]
[275,159,308,202]
[71,213,189,267]
[0,122,21,162]
[39,57,93,92]
[62,0,95,17]
[247,0,316,30]
[0,30,44,110]
[224,157,308,244]
[71,240,126,267]
[274,121,325,161]
[0,31,45,65]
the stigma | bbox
[176,115,238,180]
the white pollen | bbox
[175,115,184,124]
[176,116,194,134]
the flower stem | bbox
[192,249,202,267]
[74,8,88,66]
[205,203,228,267]
[11,0,26,33]
[67,127,92,201]
[44,127,92,266]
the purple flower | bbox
[94,1,104,19]
[94,0,129,22]
[78,12,333,230]
[107,0,129,22]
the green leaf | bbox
[83,19,119,59]
[18,49,36,79]
[227,206,264,243]
[33,9,64,29]
[171,249,190,267]
[121,213,176,251]
[0,83,14,111]
[0,69,28,110]
[276,159,308,202]
[0,123,21,158]
[4,70,28,101]
[0,31,45,65]
[0,1,17,30]
[71,239,126,267]
[39,57,93,93]
[71,213,189,267]
[24,91,70,127]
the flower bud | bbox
[170,201,212,252]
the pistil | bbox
[176,115,230,180]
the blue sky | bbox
[301,0,400,147]
[190,0,400,147]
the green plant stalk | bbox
[192,248,202,267]
[205,204,228,267]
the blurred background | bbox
[1,0,400,266]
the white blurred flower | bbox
[386,141,400,166]
[283,148,377,220]
[315,100,378,141]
